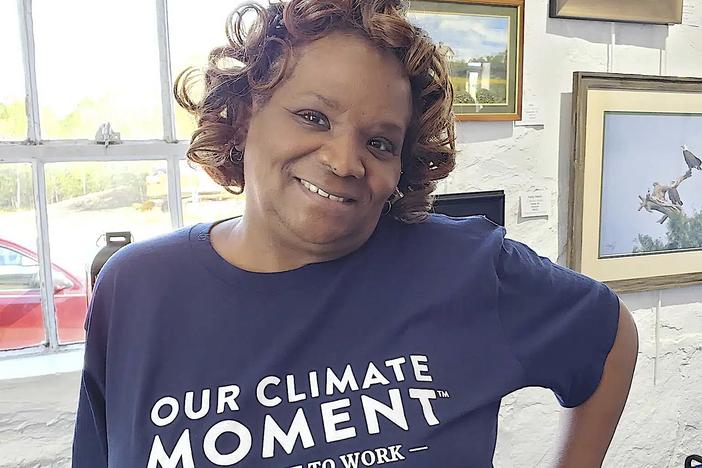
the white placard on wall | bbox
[520,190,551,217]
[683,0,701,27]
[514,102,545,127]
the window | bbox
[168,0,267,140]
[45,160,172,280]
[0,244,44,350]
[0,241,85,350]
[0,1,27,140]
[33,0,163,140]
[180,160,245,225]
[0,162,44,351]
[1,1,250,355]
[0,246,35,267]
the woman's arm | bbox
[553,299,639,468]
[72,275,111,468]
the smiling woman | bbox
[214,31,416,254]
[173,1,456,224]
[171,0,459,270]
[72,1,637,467]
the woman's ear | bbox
[233,130,247,153]
[232,104,252,151]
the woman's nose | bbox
[321,133,366,179]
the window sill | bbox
[0,345,85,381]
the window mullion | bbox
[17,0,41,143]
[156,0,177,143]
[1,140,189,161]
[167,155,184,228]
[31,159,59,350]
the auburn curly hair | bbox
[174,0,456,223]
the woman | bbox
[72,1,638,467]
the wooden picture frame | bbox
[408,0,525,121]
[550,0,683,25]
[568,72,702,293]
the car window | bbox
[0,246,40,290]
[0,246,37,266]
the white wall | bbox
[0,372,77,468]
[1,0,701,466]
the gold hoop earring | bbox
[381,200,392,215]
[390,187,403,203]
[382,187,403,216]
[228,144,243,162]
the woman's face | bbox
[239,30,413,250]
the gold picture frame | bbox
[550,0,683,25]
[568,72,702,293]
[407,0,525,121]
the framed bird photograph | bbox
[568,72,702,293]
[407,0,525,121]
[550,0,683,25]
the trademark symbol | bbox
[436,390,450,398]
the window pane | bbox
[0,2,27,141]
[34,0,162,140]
[0,163,43,350]
[169,0,265,141]
[180,160,244,225]
[45,160,171,344]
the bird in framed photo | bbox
[667,184,683,206]
[682,145,702,172]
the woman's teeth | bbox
[299,178,347,203]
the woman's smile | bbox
[298,177,353,203]
[295,176,360,212]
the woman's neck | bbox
[209,214,364,273]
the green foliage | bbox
[2,95,166,140]
[633,234,667,253]
[0,163,154,212]
[454,91,476,104]
[473,51,507,78]
[1,92,173,212]
[634,210,702,253]
[448,51,507,79]
[449,59,469,78]
[448,51,509,106]
[476,88,499,104]
[0,101,28,140]
[0,165,33,211]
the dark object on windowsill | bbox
[88,232,132,297]
[432,190,505,227]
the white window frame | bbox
[0,0,191,359]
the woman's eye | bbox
[369,138,395,154]
[298,111,329,127]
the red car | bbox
[0,238,89,351]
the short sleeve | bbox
[496,234,621,408]
[72,272,112,467]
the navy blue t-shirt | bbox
[72,214,620,468]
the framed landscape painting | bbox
[550,0,683,25]
[407,0,524,121]
[568,72,702,293]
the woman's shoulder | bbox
[394,213,505,245]
[378,213,507,265]
[95,223,199,282]
[423,212,503,231]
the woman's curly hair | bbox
[174,0,456,223]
